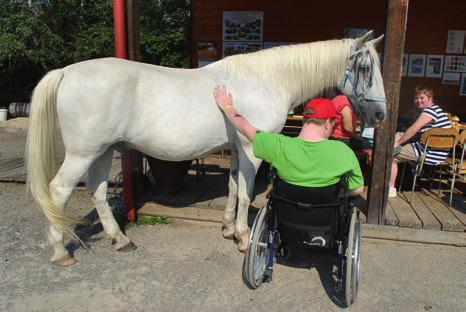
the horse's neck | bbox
[224,40,351,108]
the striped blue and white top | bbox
[411,104,452,165]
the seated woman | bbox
[389,85,452,198]
[328,91,372,150]
[329,92,357,144]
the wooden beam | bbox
[126,0,141,62]
[122,0,142,221]
[367,0,409,224]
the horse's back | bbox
[57,58,231,159]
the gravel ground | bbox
[1,182,466,312]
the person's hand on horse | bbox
[213,85,233,112]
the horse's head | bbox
[339,31,387,127]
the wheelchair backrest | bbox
[270,168,348,205]
[268,169,349,247]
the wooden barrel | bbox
[8,102,30,118]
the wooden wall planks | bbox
[192,0,466,116]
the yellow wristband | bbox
[223,104,233,113]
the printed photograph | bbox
[408,54,426,77]
[223,11,263,41]
[402,54,409,76]
[223,42,262,57]
[197,43,217,68]
[460,74,466,96]
[263,42,297,50]
[425,55,444,78]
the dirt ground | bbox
[1,182,466,312]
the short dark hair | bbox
[303,117,333,126]
[414,85,433,98]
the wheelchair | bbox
[243,171,361,306]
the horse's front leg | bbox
[222,149,238,239]
[235,147,262,252]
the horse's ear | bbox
[351,30,374,52]
[368,34,384,47]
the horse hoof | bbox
[235,231,249,253]
[237,241,248,253]
[222,226,235,239]
[52,254,77,267]
[116,241,137,252]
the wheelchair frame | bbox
[242,174,361,306]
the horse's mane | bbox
[223,39,354,105]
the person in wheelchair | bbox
[214,86,363,304]
[213,85,364,196]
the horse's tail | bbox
[26,69,80,234]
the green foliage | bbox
[137,215,174,225]
[0,0,191,105]
[140,0,190,67]
[42,0,115,63]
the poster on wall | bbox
[442,72,460,85]
[343,28,374,39]
[402,54,409,77]
[223,41,262,57]
[407,54,426,77]
[263,42,297,49]
[446,30,465,54]
[223,11,263,41]
[460,74,466,96]
[425,55,444,78]
[444,55,466,72]
[197,43,217,67]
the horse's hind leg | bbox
[87,149,136,252]
[48,154,96,266]
[222,149,239,239]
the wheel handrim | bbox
[246,207,271,288]
[351,219,361,303]
[252,226,269,282]
[345,208,360,305]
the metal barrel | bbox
[8,102,30,118]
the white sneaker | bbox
[388,187,397,198]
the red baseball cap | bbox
[303,98,337,119]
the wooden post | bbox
[122,0,142,221]
[367,0,409,224]
[126,0,141,62]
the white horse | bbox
[26,31,386,266]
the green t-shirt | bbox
[253,131,364,190]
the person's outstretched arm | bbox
[213,85,258,142]
[396,113,432,146]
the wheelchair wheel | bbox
[344,207,361,306]
[244,206,271,289]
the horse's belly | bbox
[129,130,230,161]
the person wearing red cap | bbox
[213,85,363,195]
